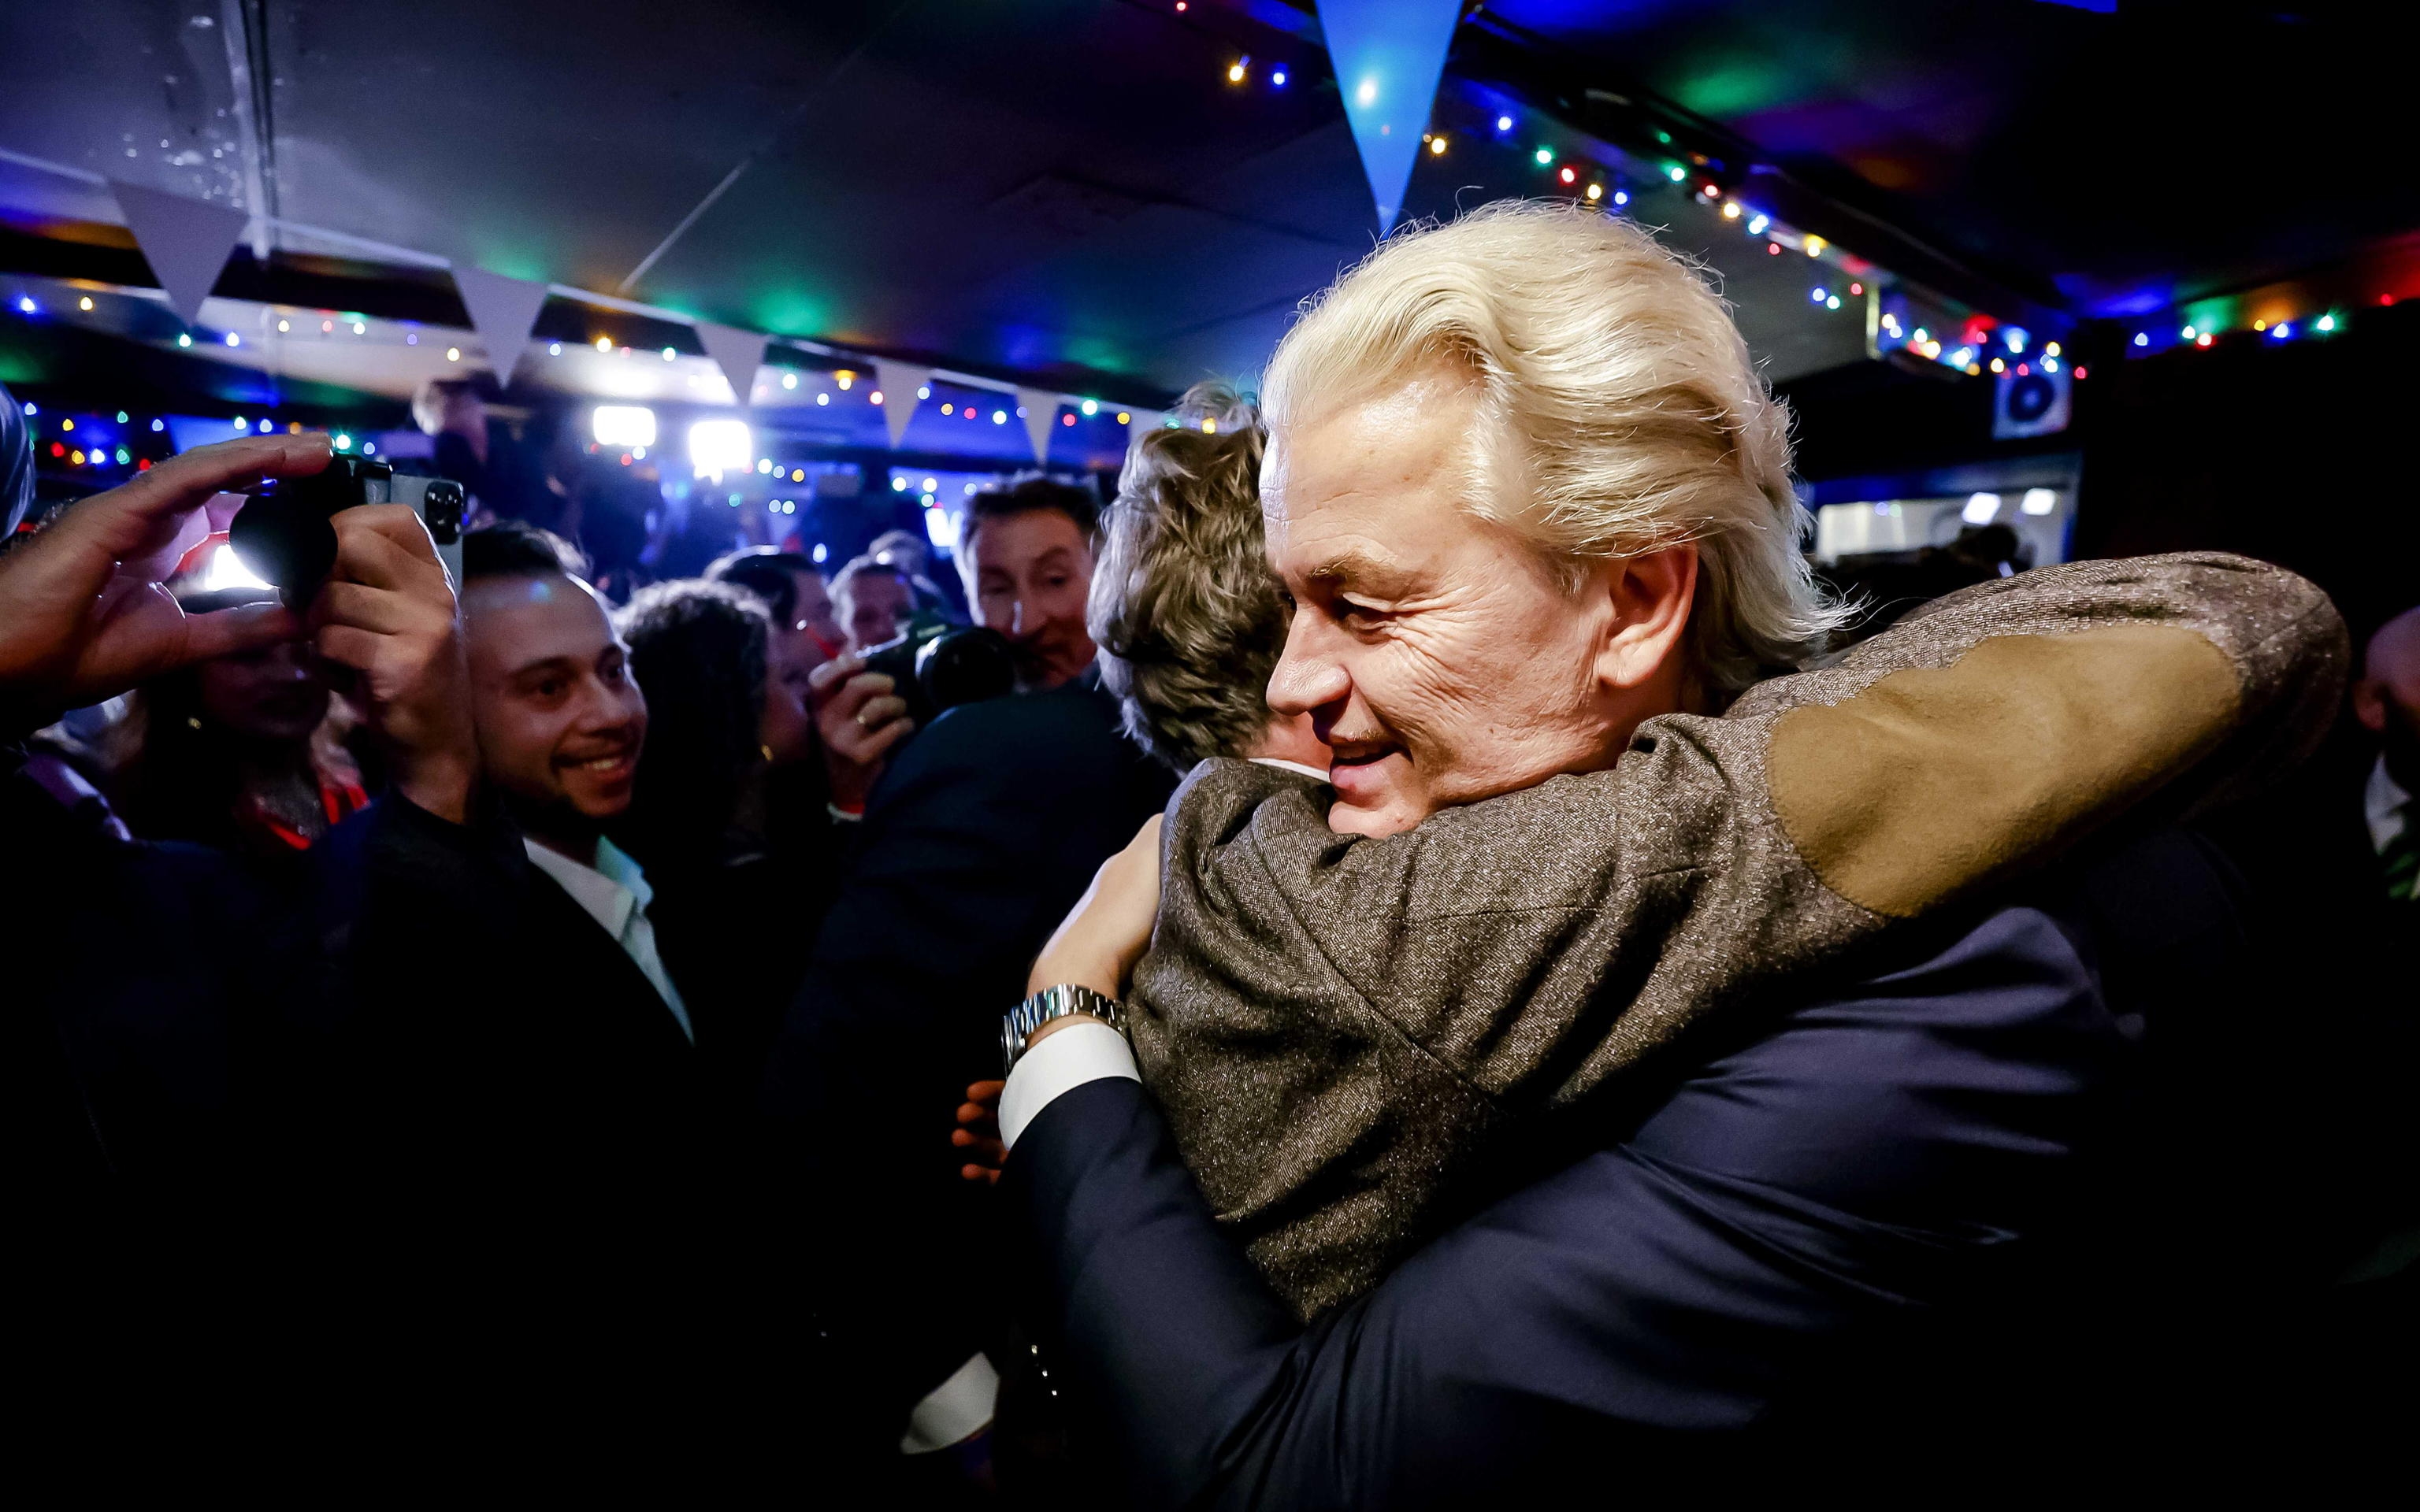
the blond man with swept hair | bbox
[985,202,2346,1501]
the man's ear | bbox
[1595,543,1698,693]
[2351,678,2388,735]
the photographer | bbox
[2,433,474,1195]
[762,476,1173,1458]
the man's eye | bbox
[1339,599,1388,627]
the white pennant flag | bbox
[874,358,930,447]
[696,322,769,406]
[110,182,251,325]
[450,268,552,388]
[1016,389,1060,465]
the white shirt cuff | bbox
[898,1351,998,1455]
[1000,1017,1139,1151]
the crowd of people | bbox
[3,201,2412,1502]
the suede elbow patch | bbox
[1768,624,2240,917]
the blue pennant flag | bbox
[1318,0,1467,232]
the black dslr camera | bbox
[860,619,1019,726]
[228,455,466,602]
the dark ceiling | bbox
[1,0,2411,406]
[1475,0,2420,318]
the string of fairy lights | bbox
[1205,26,2400,384]
[3,267,1190,512]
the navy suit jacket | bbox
[761,674,1174,1415]
[1008,831,2289,1506]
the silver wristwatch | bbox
[1002,984,1125,1074]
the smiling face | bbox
[462,571,648,851]
[1262,370,1696,838]
[965,508,1098,690]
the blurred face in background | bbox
[838,569,912,654]
[761,631,820,766]
[195,638,332,746]
[2355,608,2420,790]
[462,571,649,843]
[965,508,1097,690]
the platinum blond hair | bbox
[1260,199,1849,691]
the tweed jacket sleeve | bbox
[1125,551,2346,1317]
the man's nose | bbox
[1267,615,1348,717]
[573,680,639,736]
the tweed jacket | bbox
[1124,552,2347,1320]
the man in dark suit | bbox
[762,479,1174,1454]
[333,521,700,1196]
[995,821,2420,1505]
[981,203,2408,1503]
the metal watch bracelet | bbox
[1002,983,1126,1075]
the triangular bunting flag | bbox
[697,322,769,406]
[1017,389,1060,465]
[450,268,552,389]
[110,182,251,325]
[1317,0,1465,232]
[874,359,930,447]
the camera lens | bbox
[225,456,373,595]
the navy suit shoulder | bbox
[776,674,1171,1045]
[1011,832,2227,1509]
[761,676,1175,1418]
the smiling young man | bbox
[456,522,693,1046]
[329,521,703,1206]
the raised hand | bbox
[309,504,477,823]
[808,651,915,811]
[0,434,331,737]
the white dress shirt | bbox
[1251,757,1331,781]
[2365,754,2411,857]
[521,836,694,1043]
